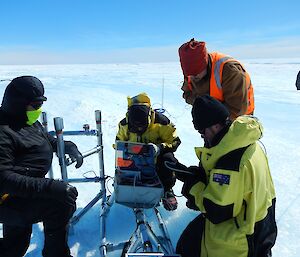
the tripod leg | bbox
[100,193,115,257]
[154,207,175,253]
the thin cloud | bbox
[1,37,300,65]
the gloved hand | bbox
[187,165,207,184]
[64,141,83,168]
[168,161,189,181]
[48,180,78,207]
[181,165,206,211]
[148,143,160,156]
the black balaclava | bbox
[1,76,47,127]
[128,105,150,134]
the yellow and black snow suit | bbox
[116,93,181,152]
[183,116,277,257]
[115,93,181,191]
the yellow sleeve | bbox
[159,123,181,152]
[113,122,129,149]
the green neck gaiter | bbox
[26,108,42,125]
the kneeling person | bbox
[116,93,181,211]
[0,76,83,257]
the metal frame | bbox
[101,202,175,257]
[42,110,106,228]
[42,110,176,257]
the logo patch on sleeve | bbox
[213,173,230,185]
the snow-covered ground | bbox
[0,59,299,257]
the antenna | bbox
[161,77,165,110]
[154,77,166,114]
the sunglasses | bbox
[29,101,43,110]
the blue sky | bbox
[1,0,300,64]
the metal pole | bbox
[154,207,174,253]
[69,191,103,226]
[96,110,108,257]
[42,112,54,179]
[135,209,153,252]
[54,117,68,181]
[66,145,102,166]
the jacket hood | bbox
[126,93,153,134]
[127,92,151,107]
[0,76,46,126]
[195,115,263,171]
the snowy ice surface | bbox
[0,59,300,257]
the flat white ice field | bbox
[0,59,300,257]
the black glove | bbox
[181,178,200,211]
[170,162,189,181]
[186,197,200,211]
[64,141,83,168]
[187,165,207,184]
[48,180,78,207]
[181,166,206,211]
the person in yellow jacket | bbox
[175,95,277,257]
[178,38,254,120]
[116,93,181,211]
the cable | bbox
[82,170,98,178]
[258,140,268,155]
[164,161,194,175]
[106,176,114,195]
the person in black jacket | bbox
[296,71,300,90]
[0,76,83,257]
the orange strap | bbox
[187,76,193,91]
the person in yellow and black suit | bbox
[175,95,277,257]
[0,76,83,257]
[116,93,181,211]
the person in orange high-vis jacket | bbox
[178,38,254,120]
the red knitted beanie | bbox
[178,39,208,76]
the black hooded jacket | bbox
[0,76,56,199]
[296,71,300,90]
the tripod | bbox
[100,141,176,257]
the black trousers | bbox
[176,214,204,257]
[156,152,177,192]
[0,197,75,257]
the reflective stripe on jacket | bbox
[190,116,276,257]
[210,52,255,115]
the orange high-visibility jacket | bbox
[209,52,254,115]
